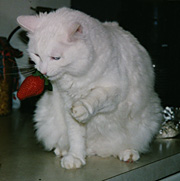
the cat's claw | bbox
[61,154,86,169]
[119,149,140,162]
[54,148,67,157]
[71,101,90,123]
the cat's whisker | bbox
[19,68,35,72]
[3,69,35,76]
[11,65,35,69]
[3,73,20,76]
[19,69,36,74]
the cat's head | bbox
[17,8,95,80]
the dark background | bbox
[71,0,180,107]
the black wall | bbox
[71,0,180,107]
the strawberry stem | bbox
[32,70,42,77]
[32,69,53,91]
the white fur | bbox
[17,7,162,169]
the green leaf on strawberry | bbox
[32,69,53,91]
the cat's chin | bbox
[48,75,60,81]
[47,72,66,81]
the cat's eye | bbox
[51,56,61,61]
[34,53,40,57]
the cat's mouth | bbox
[46,75,57,81]
[46,73,61,81]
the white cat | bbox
[17,7,162,169]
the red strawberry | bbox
[17,75,45,100]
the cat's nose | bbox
[42,72,49,78]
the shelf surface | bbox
[0,110,180,181]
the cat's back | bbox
[103,20,153,73]
[103,21,143,49]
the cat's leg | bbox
[61,114,86,169]
[118,98,162,163]
[71,87,119,123]
[34,91,69,157]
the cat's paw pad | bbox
[61,154,86,169]
[71,101,90,123]
[54,148,67,157]
[119,149,140,162]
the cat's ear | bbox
[67,22,83,42]
[17,15,39,33]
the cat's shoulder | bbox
[103,21,119,27]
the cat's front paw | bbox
[119,149,140,163]
[61,154,86,169]
[71,101,91,123]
